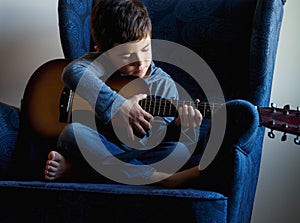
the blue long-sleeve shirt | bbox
[62,52,198,148]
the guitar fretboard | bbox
[139,96,222,118]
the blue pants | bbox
[57,122,191,183]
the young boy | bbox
[44,0,202,188]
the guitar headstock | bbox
[258,103,300,145]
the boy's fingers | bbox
[133,93,147,101]
[188,105,195,127]
[127,123,134,141]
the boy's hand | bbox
[113,94,153,141]
[174,101,202,128]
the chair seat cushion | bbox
[0,180,228,223]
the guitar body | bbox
[22,59,71,139]
[21,59,150,139]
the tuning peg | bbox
[294,136,300,145]
[281,123,288,129]
[269,120,275,126]
[271,103,277,112]
[296,107,300,117]
[281,133,287,141]
[268,130,275,139]
[283,104,290,115]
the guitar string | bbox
[140,99,223,109]
[139,98,223,117]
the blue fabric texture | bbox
[0,0,285,223]
[0,102,19,178]
[58,0,94,60]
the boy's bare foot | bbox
[151,165,200,188]
[44,151,73,181]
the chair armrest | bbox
[192,99,260,192]
[191,99,261,222]
[223,99,260,152]
[0,102,20,178]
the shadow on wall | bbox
[0,0,63,107]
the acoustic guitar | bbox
[21,59,300,145]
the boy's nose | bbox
[132,52,144,63]
[134,60,143,66]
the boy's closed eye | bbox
[119,43,151,59]
[120,53,132,59]
[141,43,151,52]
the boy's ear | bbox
[94,45,102,53]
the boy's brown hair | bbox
[90,0,152,52]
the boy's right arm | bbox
[62,59,126,124]
[62,59,153,140]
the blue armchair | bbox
[0,0,285,222]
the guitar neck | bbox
[139,96,222,118]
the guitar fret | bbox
[158,98,162,116]
[169,99,172,116]
[153,97,156,115]
[146,99,149,111]
[156,98,159,115]
[141,98,144,110]
[148,98,151,113]
[163,99,166,116]
[143,97,145,112]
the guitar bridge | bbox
[59,87,73,123]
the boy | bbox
[44,0,202,187]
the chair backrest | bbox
[58,0,285,107]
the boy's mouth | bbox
[134,66,146,75]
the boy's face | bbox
[104,35,152,78]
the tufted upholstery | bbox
[0,0,285,222]
[58,0,284,106]
[0,102,19,178]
